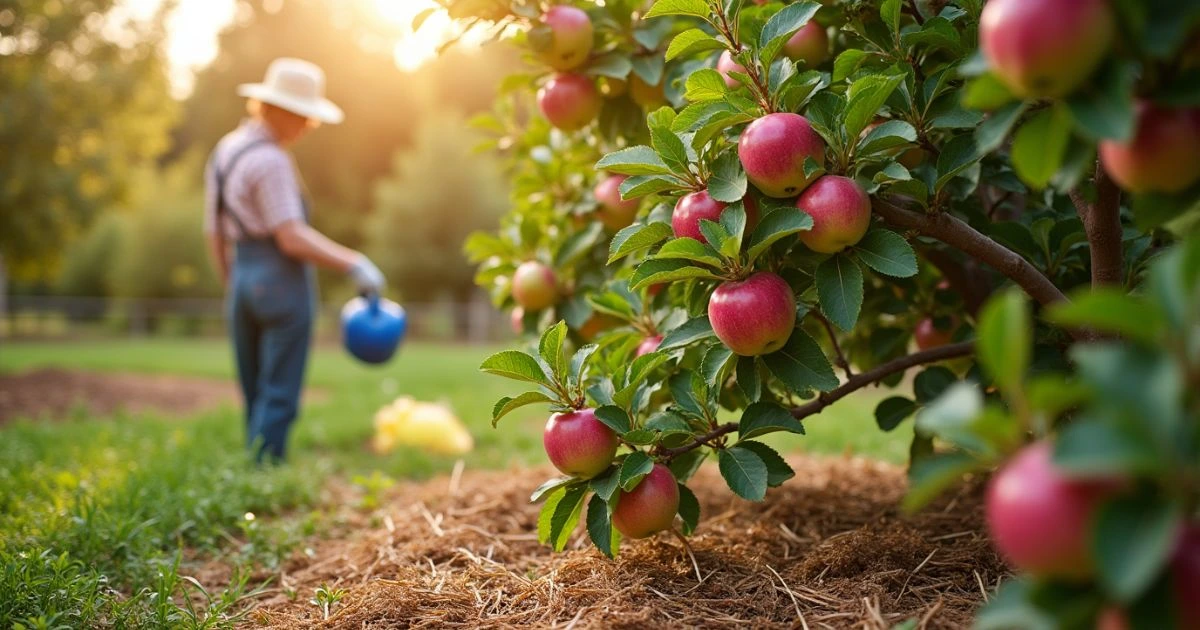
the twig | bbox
[895,548,937,603]
[812,311,853,378]
[765,563,805,626]
[660,422,738,459]
[1070,164,1124,287]
[671,528,704,584]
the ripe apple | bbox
[1099,101,1200,194]
[979,0,1114,98]
[635,335,663,357]
[709,272,797,356]
[1094,608,1129,630]
[914,317,954,350]
[783,21,828,68]
[672,191,727,243]
[1170,525,1200,628]
[512,261,558,311]
[510,307,525,334]
[536,5,594,71]
[543,408,619,479]
[630,74,667,109]
[577,312,620,342]
[738,113,826,198]
[537,73,601,131]
[594,174,640,231]
[986,441,1123,578]
[612,464,680,538]
[795,175,871,254]
[717,50,748,89]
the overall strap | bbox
[212,138,275,241]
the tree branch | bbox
[917,246,990,317]
[1071,165,1124,287]
[812,311,852,378]
[873,198,1070,307]
[660,422,738,460]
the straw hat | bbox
[237,58,344,125]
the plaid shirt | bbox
[203,119,305,240]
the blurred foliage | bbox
[55,212,126,297]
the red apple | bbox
[986,441,1122,579]
[672,191,728,243]
[738,113,826,198]
[512,261,558,311]
[630,74,667,109]
[1095,608,1129,630]
[708,272,797,356]
[536,6,594,71]
[510,307,525,334]
[795,175,871,254]
[914,317,954,350]
[612,464,680,538]
[647,283,665,297]
[537,73,600,131]
[979,0,1114,98]
[594,175,640,231]
[1099,101,1200,194]
[783,21,828,68]
[635,335,663,357]
[543,407,619,479]
[1170,525,1200,628]
[717,50,748,89]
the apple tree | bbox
[415,0,1200,625]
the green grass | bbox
[0,337,914,627]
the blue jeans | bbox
[228,239,316,463]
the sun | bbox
[373,0,471,72]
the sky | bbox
[120,0,464,97]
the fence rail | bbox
[0,295,516,344]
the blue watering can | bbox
[341,293,407,365]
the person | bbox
[203,58,385,464]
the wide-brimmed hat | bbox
[237,58,344,125]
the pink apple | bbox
[594,175,640,231]
[708,272,797,356]
[738,113,826,198]
[612,464,680,538]
[1170,525,1200,628]
[986,441,1123,578]
[635,335,663,357]
[783,21,829,68]
[537,6,594,71]
[537,73,601,131]
[980,0,1114,98]
[795,175,871,254]
[672,191,728,243]
[717,50,748,89]
[1099,101,1200,194]
[510,307,525,334]
[543,407,619,479]
[914,317,954,350]
[512,261,558,311]
[630,74,667,109]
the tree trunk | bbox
[0,252,8,331]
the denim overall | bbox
[214,140,316,464]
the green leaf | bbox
[974,579,1057,630]
[609,222,674,263]
[651,126,691,176]
[622,429,657,445]
[934,133,982,192]
[1094,495,1182,602]
[698,219,732,253]
[815,255,864,330]
[644,0,712,20]
[763,328,839,393]
[660,316,715,350]
[738,401,805,440]
[857,120,918,156]
[530,476,578,503]
[736,355,761,401]
[701,343,735,388]
[1052,418,1163,477]
[569,344,599,386]
[595,406,632,434]
[875,396,917,431]
[853,229,917,277]
[539,320,568,380]
[645,411,692,436]
[758,1,821,64]
[619,452,655,491]
[913,366,957,404]
[586,52,633,79]
[1045,289,1163,346]
[653,238,725,268]
[586,494,617,558]
[620,174,687,199]
[880,0,902,33]
[596,146,672,176]
[962,72,1016,111]
[1011,103,1072,190]
[556,222,605,268]
[902,451,980,513]
[480,350,552,387]
[669,371,705,418]
[666,28,725,61]
[707,151,748,203]
[629,259,721,290]
[844,73,905,142]
[677,483,700,535]
[833,49,869,82]
[547,485,587,551]
[747,207,814,263]
[976,288,1030,394]
[492,391,554,427]
[718,446,769,501]
[537,486,567,544]
[685,69,728,102]
[913,381,985,450]
[974,102,1028,154]
[590,468,622,503]
[736,441,795,487]
[669,449,708,483]
[1066,61,1136,142]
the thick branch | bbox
[1070,165,1124,287]
[874,198,1069,307]
[791,341,974,419]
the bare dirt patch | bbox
[231,455,1003,629]
[0,368,240,423]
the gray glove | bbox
[348,254,386,295]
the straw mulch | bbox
[240,455,1004,629]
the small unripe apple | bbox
[537,73,601,131]
[672,191,728,243]
[512,261,558,311]
[630,74,667,109]
[795,175,871,254]
[536,6,594,71]
[594,175,640,231]
[738,113,826,198]
[598,76,627,98]
[510,307,525,334]
[709,272,797,356]
[986,441,1122,579]
[543,407,619,479]
[979,0,1114,98]
[635,335,663,357]
[1099,101,1200,194]
[612,464,680,538]
[914,317,954,350]
[783,21,828,68]
[717,50,748,89]
[1170,525,1200,628]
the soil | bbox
[0,367,240,423]
[223,455,1005,629]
